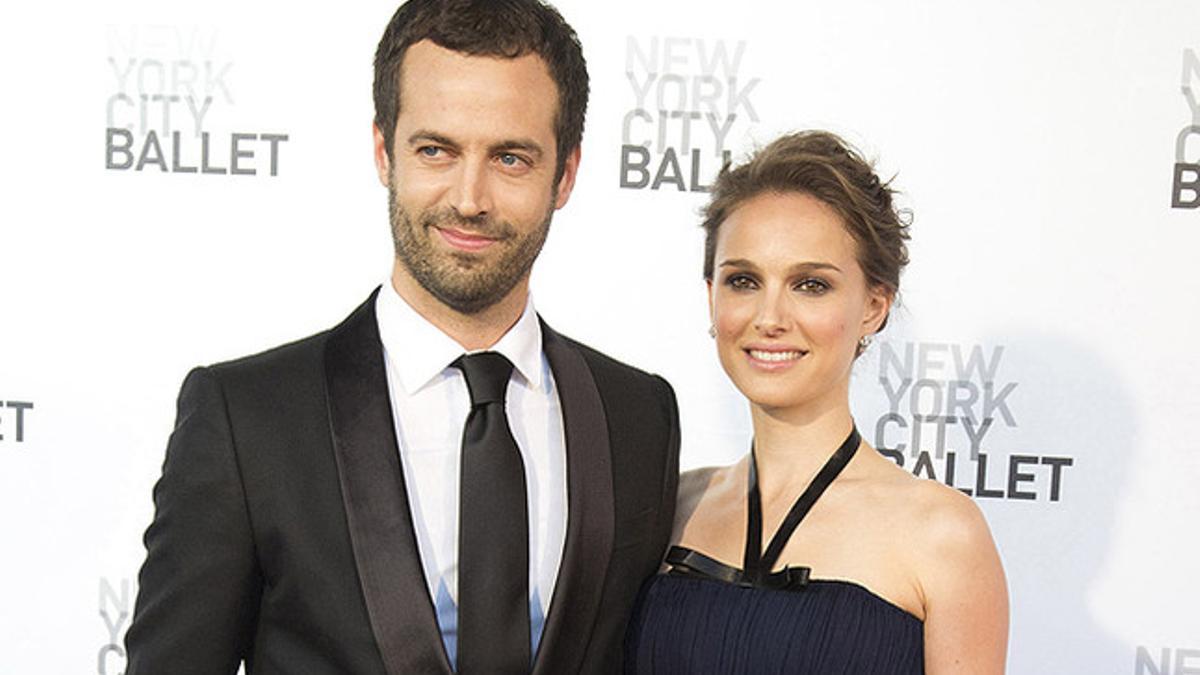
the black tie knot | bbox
[454,352,514,406]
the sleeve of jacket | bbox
[125,366,262,674]
[653,374,681,556]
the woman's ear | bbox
[861,285,894,337]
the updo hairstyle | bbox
[700,130,911,334]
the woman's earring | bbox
[708,325,717,338]
[858,335,872,350]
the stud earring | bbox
[708,325,717,338]
[858,335,872,350]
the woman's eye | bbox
[726,274,757,290]
[795,278,830,294]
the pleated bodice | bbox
[625,427,925,674]
[625,572,923,674]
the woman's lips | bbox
[744,347,807,370]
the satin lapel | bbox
[324,290,453,675]
[533,322,615,675]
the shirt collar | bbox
[375,280,544,395]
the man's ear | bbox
[706,278,716,332]
[553,146,582,209]
[372,123,391,188]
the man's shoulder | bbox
[550,331,678,430]
[207,328,333,380]
[203,292,377,389]
[555,332,667,392]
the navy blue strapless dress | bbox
[624,573,923,674]
[625,427,924,674]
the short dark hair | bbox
[701,130,911,331]
[373,0,589,179]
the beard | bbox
[388,182,555,315]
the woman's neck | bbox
[749,397,858,504]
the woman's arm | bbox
[917,486,1010,675]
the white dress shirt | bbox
[374,281,567,666]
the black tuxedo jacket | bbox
[125,291,680,674]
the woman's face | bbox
[708,191,890,416]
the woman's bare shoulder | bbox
[675,466,721,527]
[855,453,1000,572]
[859,451,989,536]
[887,471,1006,616]
[905,477,995,552]
[901,475,1009,672]
[679,466,721,502]
[672,462,741,545]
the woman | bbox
[625,131,1008,674]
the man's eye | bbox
[498,153,524,167]
[419,146,443,158]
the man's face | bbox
[374,40,580,315]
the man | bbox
[124,1,680,673]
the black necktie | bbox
[453,352,530,674]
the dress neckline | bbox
[666,426,861,592]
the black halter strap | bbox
[742,427,861,585]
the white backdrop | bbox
[1,2,1198,673]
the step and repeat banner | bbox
[1,1,1198,673]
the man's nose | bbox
[449,156,494,219]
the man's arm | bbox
[125,367,262,674]
[653,374,681,559]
